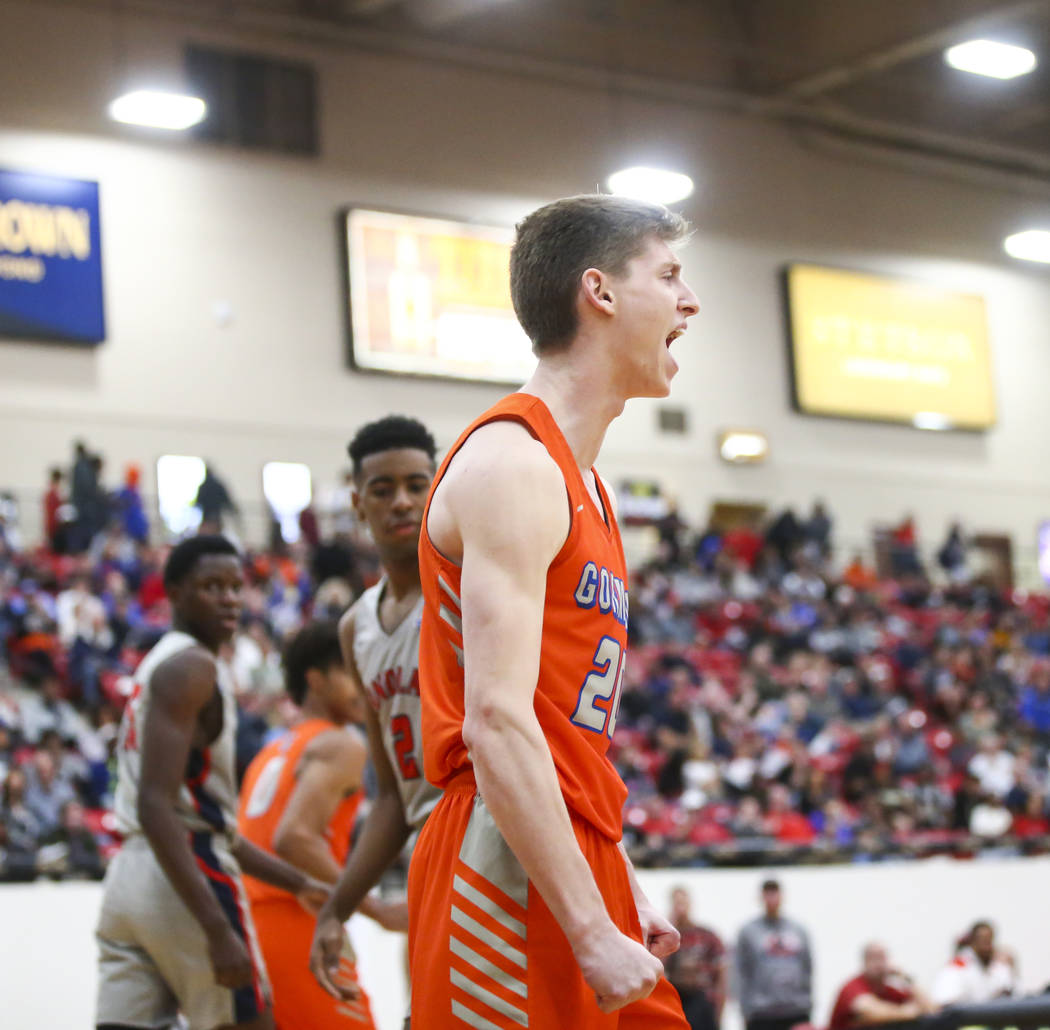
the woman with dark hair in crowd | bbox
[1,766,43,852]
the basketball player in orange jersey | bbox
[410,194,700,1029]
[309,416,441,1009]
[238,620,402,1029]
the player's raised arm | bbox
[448,421,664,1013]
[137,648,255,990]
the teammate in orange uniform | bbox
[238,621,395,1029]
[409,194,700,1028]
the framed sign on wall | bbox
[344,207,535,385]
[783,263,995,430]
[0,169,105,344]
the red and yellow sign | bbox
[346,209,535,384]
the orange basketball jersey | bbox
[418,393,630,840]
[237,719,362,903]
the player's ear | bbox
[165,580,184,610]
[304,666,327,698]
[581,268,615,314]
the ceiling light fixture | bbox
[108,90,207,130]
[1004,229,1050,263]
[944,39,1037,79]
[607,166,694,205]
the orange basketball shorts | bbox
[249,896,377,1029]
[407,784,688,1029]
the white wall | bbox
[8,857,1050,1030]
[2,1,1050,571]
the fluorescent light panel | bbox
[607,166,694,205]
[944,39,1036,79]
[108,90,207,130]
[1004,229,1050,264]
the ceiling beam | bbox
[771,0,1050,101]
[407,0,507,29]
[996,98,1050,132]
[341,0,405,15]
[39,0,1050,187]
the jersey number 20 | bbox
[571,636,625,738]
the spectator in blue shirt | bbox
[1019,661,1050,738]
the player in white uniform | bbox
[96,535,329,1030]
[310,416,441,1001]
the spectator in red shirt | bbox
[766,784,816,845]
[43,468,64,549]
[1011,792,1049,838]
[664,886,726,1030]
[829,942,932,1030]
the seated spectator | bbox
[40,799,105,880]
[18,664,81,745]
[729,795,769,839]
[843,553,878,592]
[56,571,112,708]
[952,772,983,832]
[0,814,38,882]
[664,886,726,1030]
[1018,660,1050,739]
[1,767,43,851]
[813,799,857,847]
[892,712,930,776]
[905,767,952,831]
[765,784,816,844]
[829,942,933,1030]
[969,792,1012,840]
[1011,791,1049,838]
[0,723,14,782]
[36,728,90,801]
[24,751,76,835]
[931,922,1018,1006]
[968,734,1015,799]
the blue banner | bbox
[0,169,105,344]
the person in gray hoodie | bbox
[736,879,813,1030]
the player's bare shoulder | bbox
[303,723,366,766]
[429,419,568,560]
[152,643,218,704]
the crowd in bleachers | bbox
[616,510,1050,866]
[2,450,1050,879]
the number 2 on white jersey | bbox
[571,636,625,738]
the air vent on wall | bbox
[657,407,688,434]
[185,44,319,156]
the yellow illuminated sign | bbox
[346,209,535,384]
[785,264,996,429]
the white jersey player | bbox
[96,536,329,1030]
[311,415,440,1001]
